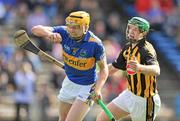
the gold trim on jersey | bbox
[89,37,96,42]
[145,75,150,96]
[150,76,156,96]
[63,51,95,70]
[136,53,141,95]
[129,46,138,93]
[146,97,155,121]
[89,36,102,44]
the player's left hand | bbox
[126,58,140,74]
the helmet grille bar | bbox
[70,15,83,19]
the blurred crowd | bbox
[130,0,180,46]
[0,0,179,121]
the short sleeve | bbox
[94,43,106,61]
[144,48,159,65]
[52,26,68,41]
[112,49,126,70]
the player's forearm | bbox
[138,64,160,76]
[108,64,119,76]
[31,25,53,38]
[95,67,108,92]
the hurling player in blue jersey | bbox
[32,11,108,121]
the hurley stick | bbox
[14,30,64,69]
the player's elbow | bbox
[31,25,43,35]
[155,66,160,76]
[108,64,119,76]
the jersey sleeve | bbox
[144,47,159,65]
[112,48,126,70]
[94,42,106,61]
[52,26,68,41]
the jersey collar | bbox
[82,31,90,42]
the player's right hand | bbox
[90,91,101,103]
[126,57,138,75]
[48,33,62,43]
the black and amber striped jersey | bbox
[112,39,159,98]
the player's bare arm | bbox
[108,64,120,76]
[137,64,160,76]
[93,58,108,101]
[128,59,160,76]
[31,25,62,43]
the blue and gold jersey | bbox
[53,26,105,85]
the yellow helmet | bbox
[65,11,90,28]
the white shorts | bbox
[112,89,161,121]
[57,76,95,105]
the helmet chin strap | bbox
[126,36,143,44]
[126,36,138,44]
[71,34,84,41]
[83,25,87,34]
[129,39,138,44]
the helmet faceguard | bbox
[126,17,150,43]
